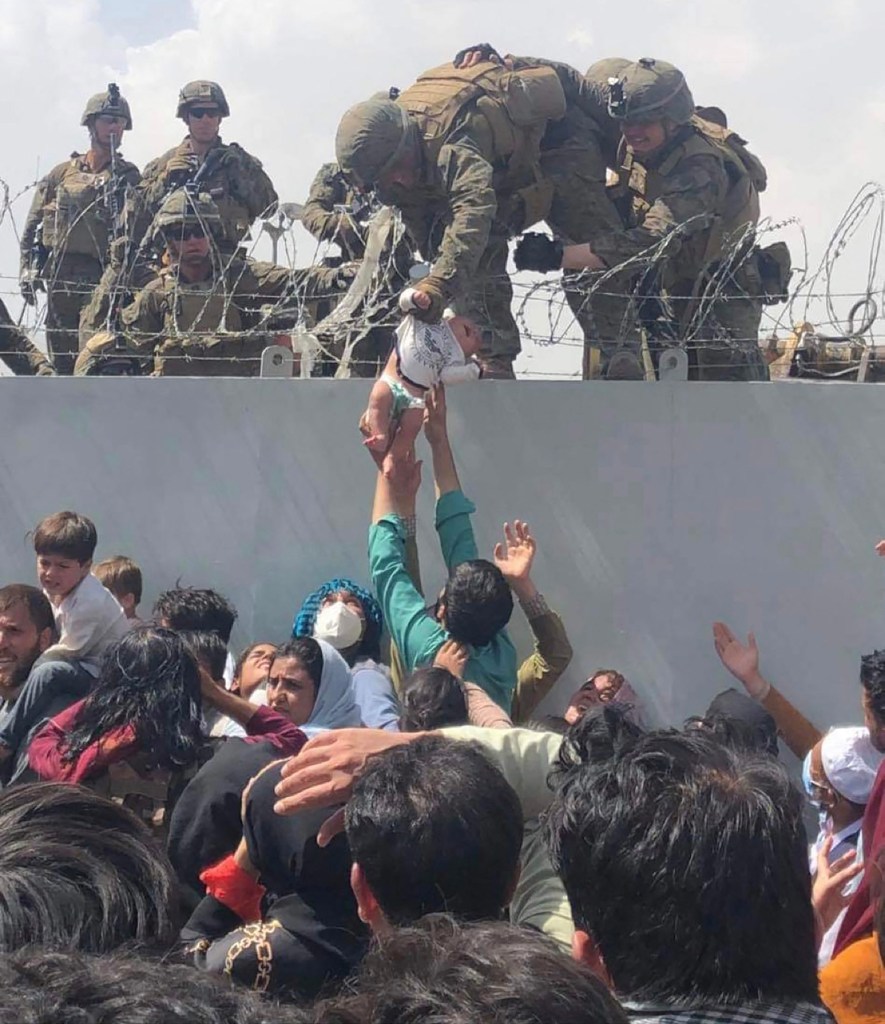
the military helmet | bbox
[177,80,230,119]
[335,92,413,190]
[584,57,631,90]
[154,189,222,233]
[81,83,133,130]
[74,331,146,377]
[608,58,695,125]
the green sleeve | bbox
[369,516,446,671]
[434,489,479,571]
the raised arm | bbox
[712,621,823,759]
[424,386,461,499]
[494,521,573,722]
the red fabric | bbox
[200,853,265,922]
[245,704,306,757]
[834,758,885,956]
[27,699,138,784]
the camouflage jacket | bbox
[591,123,759,282]
[301,162,367,261]
[119,257,349,376]
[129,135,278,257]
[20,152,141,271]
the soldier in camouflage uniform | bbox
[516,58,773,381]
[335,54,626,380]
[0,299,55,376]
[18,86,139,374]
[129,81,277,261]
[301,161,413,377]
[102,190,352,377]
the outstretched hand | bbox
[494,520,536,583]
[423,385,448,446]
[812,835,864,933]
[434,638,470,679]
[453,43,509,69]
[712,621,767,698]
[876,540,885,557]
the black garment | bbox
[182,762,365,1000]
[704,688,779,757]
[166,737,281,899]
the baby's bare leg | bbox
[383,406,424,478]
[362,378,395,452]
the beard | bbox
[0,641,40,701]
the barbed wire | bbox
[1,170,883,378]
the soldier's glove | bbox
[164,153,197,185]
[453,43,503,67]
[514,232,563,273]
[399,277,446,323]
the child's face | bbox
[447,315,482,358]
[37,554,90,602]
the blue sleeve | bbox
[368,516,446,671]
[435,490,478,570]
[0,660,91,752]
[351,665,401,732]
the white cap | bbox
[821,726,884,804]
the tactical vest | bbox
[42,158,114,260]
[397,61,566,222]
[623,121,766,283]
[154,269,266,377]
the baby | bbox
[361,309,482,470]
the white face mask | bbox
[313,601,364,650]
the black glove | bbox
[453,43,503,68]
[514,233,563,273]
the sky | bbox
[0,0,883,378]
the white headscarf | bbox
[300,637,363,737]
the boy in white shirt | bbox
[33,511,130,676]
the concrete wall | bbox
[2,377,883,731]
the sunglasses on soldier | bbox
[188,107,221,119]
[176,226,206,241]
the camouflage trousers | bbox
[43,254,103,375]
[671,258,769,381]
[542,136,641,380]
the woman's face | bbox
[320,590,366,625]
[563,673,625,725]
[266,655,318,726]
[235,643,276,699]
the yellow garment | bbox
[440,725,573,951]
[820,934,885,1024]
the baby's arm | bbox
[439,361,482,383]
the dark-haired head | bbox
[266,638,323,726]
[63,627,203,771]
[0,783,178,953]
[232,641,276,699]
[0,947,310,1023]
[314,915,628,1024]
[345,735,522,930]
[180,629,228,683]
[399,666,467,732]
[32,510,97,563]
[547,717,818,1005]
[0,584,56,696]
[860,650,885,752]
[440,559,512,648]
[153,587,237,643]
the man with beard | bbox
[0,585,91,785]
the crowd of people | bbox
[2,43,792,382]
[0,378,883,1023]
